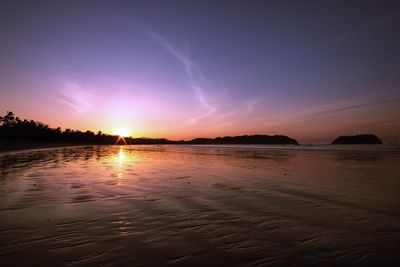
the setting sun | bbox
[114,127,130,137]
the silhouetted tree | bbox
[0,111,300,145]
[188,135,298,145]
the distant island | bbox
[331,134,383,144]
[187,135,298,145]
[0,111,298,148]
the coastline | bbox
[0,140,100,154]
[2,140,399,155]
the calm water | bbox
[0,145,399,266]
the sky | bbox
[1,0,400,143]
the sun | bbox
[114,127,130,137]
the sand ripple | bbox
[0,145,399,266]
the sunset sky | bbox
[1,0,399,143]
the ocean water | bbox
[0,145,399,266]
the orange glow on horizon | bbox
[114,127,130,137]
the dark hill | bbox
[331,134,382,144]
[188,135,298,145]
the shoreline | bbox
[0,140,103,154]
[1,140,398,155]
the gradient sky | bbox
[1,0,400,143]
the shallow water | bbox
[0,145,399,266]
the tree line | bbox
[0,111,299,145]
[0,111,127,144]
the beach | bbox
[0,140,94,154]
[0,145,399,266]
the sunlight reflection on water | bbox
[115,148,125,182]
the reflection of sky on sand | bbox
[0,145,400,266]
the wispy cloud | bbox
[56,82,92,113]
[255,95,400,128]
[148,32,264,132]
[147,32,214,116]
[312,96,400,116]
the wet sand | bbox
[0,145,399,266]
[0,140,92,154]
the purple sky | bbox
[1,0,400,143]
